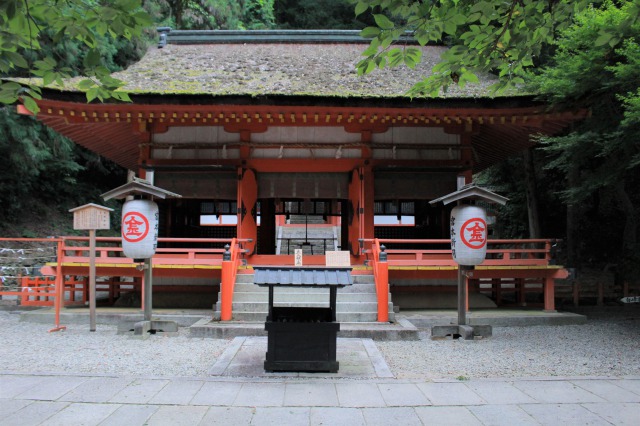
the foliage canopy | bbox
[353,0,640,96]
[0,0,152,113]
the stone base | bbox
[431,324,492,340]
[117,319,179,335]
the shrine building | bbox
[20,30,586,321]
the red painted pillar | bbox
[237,168,257,255]
[544,277,556,312]
[220,244,234,321]
[362,166,375,241]
[348,168,362,256]
[377,246,389,322]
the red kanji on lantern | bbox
[461,217,487,249]
[122,212,149,242]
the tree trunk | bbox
[566,165,579,268]
[614,179,638,284]
[523,148,541,239]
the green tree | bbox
[157,0,274,30]
[0,0,152,113]
[352,0,640,96]
[530,1,640,281]
[275,0,367,29]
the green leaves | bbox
[0,0,151,113]
[355,0,592,97]
[373,14,394,30]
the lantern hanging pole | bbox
[457,200,467,326]
[144,258,152,322]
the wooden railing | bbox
[0,236,251,328]
[220,238,245,321]
[57,236,250,321]
[368,238,558,267]
[367,239,389,322]
[58,236,239,267]
[360,238,563,316]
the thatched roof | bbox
[112,30,500,99]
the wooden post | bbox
[89,229,97,331]
[143,258,153,321]
[544,277,556,312]
[237,169,257,256]
[49,239,67,332]
[220,245,233,321]
[377,245,389,323]
[458,266,467,325]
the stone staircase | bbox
[278,215,338,255]
[214,273,395,323]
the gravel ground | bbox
[0,310,232,377]
[1,306,638,380]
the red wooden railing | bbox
[361,238,563,319]
[58,236,238,266]
[361,239,389,322]
[220,238,245,321]
[368,238,557,267]
[0,236,251,328]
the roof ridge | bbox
[157,28,417,47]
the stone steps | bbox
[214,273,395,323]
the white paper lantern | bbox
[450,205,487,266]
[121,199,159,259]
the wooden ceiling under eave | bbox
[33,115,146,171]
[23,99,588,173]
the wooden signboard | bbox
[325,251,351,267]
[69,203,113,230]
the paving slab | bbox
[147,379,204,405]
[145,405,209,426]
[41,402,120,426]
[250,407,310,426]
[99,404,160,426]
[582,402,640,425]
[284,383,339,406]
[190,381,243,406]
[466,380,537,404]
[613,378,640,395]
[199,406,255,425]
[0,375,48,399]
[14,375,86,401]
[572,379,640,402]
[519,403,611,425]
[335,382,386,407]
[0,401,70,426]
[416,382,486,406]
[513,380,607,404]
[469,404,539,426]
[233,382,286,407]
[413,406,483,426]
[108,378,169,404]
[0,398,32,418]
[361,407,423,426]
[362,338,394,378]
[58,377,133,403]
[209,336,392,378]
[309,407,366,426]
[377,383,431,406]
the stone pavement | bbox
[2,372,639,425]
[2,333,640,426]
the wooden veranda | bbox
[0,235,567,329]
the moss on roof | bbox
[112,43,501,99]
